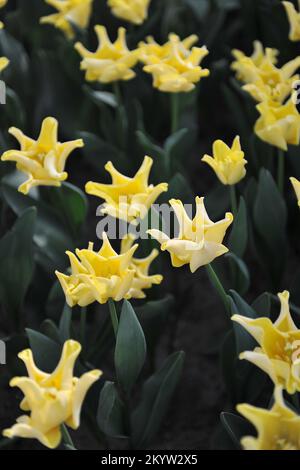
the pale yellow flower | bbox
[202,136,247,185]
[0,0,7,29]
[290,176,300,206]
[255,100,300,150]
[40,0,93,39]
[139,34,209,93]
[121,234,163,298]
[148,197,233,273]
[238,386,300,450]
[232,41,300,104]
[3,340,101,449]
[108,0,151,25]
[232,40,278,83]
[283,1,300,41]
[56,232,139,306]
[233,291,300,395]
[1,117,84,194]
[85,156,168,224]
[75,26,139,83]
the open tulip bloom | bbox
[3,340,101,449]
[108,0,151,25]
[148,197,233,273]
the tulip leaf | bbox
[221,412,254,450]
[97,381,126,438]
[78,131,122,170]
[0,207,36,324]
[26,328,62,372]
[251,292,271,318]
[131,351,185,448]
[59,304,72,343]
[226,252,250,295]
[228,197,248,258]
[83,86,118,109]
[114,300,147,393]
[253,169,287,289]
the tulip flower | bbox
[56,232,139,306]
[2,340,101,449]
[75,26,139,83]
[108,0,151,25]
[283,1,300,41]
[232,291,300,394]
[232,41,278,83]
[255,100,300,150]
[0,0,7,7]
[1,117,84,194]
[40,0,93,39]
[232,42,300,104]
[85,156,168,224]
[121,234,163,298]
[138,33,209,93]
[290,177,300,206]
[237,386,300,450]
[148,197,233,273]
[202,136,247,186]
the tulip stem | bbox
[229,185,238,215]
[277,149,285,194]
[61,424,75,449]
[171,93,179,134]
[108,298,119,338]
[80,306,87,351]
[113,81,122,108]
[206,263,230,315]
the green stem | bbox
[113,81,122,108]
[277,149,285,194]
[229,185,238,215]
[206,263,230,315]
[61,424,76,449]
[80,307,87,351]
[171,93,179,134]
[108,298,119,338]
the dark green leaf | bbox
[97,381,126,438]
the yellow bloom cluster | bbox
[1,117,84,194]
[108,0,151,25]
[138,34,209,93]
[56,231,162,306]
[238,386,300,450]
[3,340,101,449]
[40,0,93,39]
[202,136,247,186]
[232,41,300,149]
[75,26,139,83]
[148,197,233,273]
[85,156,168,224]
[283,1,300,41]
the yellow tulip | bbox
[1,117,84,194]
[202,136,247,185]
[40,0,93,39]
[283,1,300,41]
[85,156,168,224]
[255,99,300,150]
[0,56,9,72]
[232,41,300,104]
[0,0,7,7]
[148,197,233,273]
[237,386,300,450]
[138,33,209,93]
[232,40,278,83]
[121,234,163,298]
[108,0,151,25]
[56,232,139,306]
[290,176,300,206]
[233,291,300,394]
[2,340,101,449]
[75,26,139,83]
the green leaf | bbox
[97,381,126,438]
[226,252,250,295]
[252,292,271,318]
[253,169,287,288]
[83,86,118,109]
[78,131,121,170]
[228,197,248,258]
[0,207,36,322]
[221,412,254,450]
[26,328,62,372]
[114,300,147,393]
[131,351,185,448]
